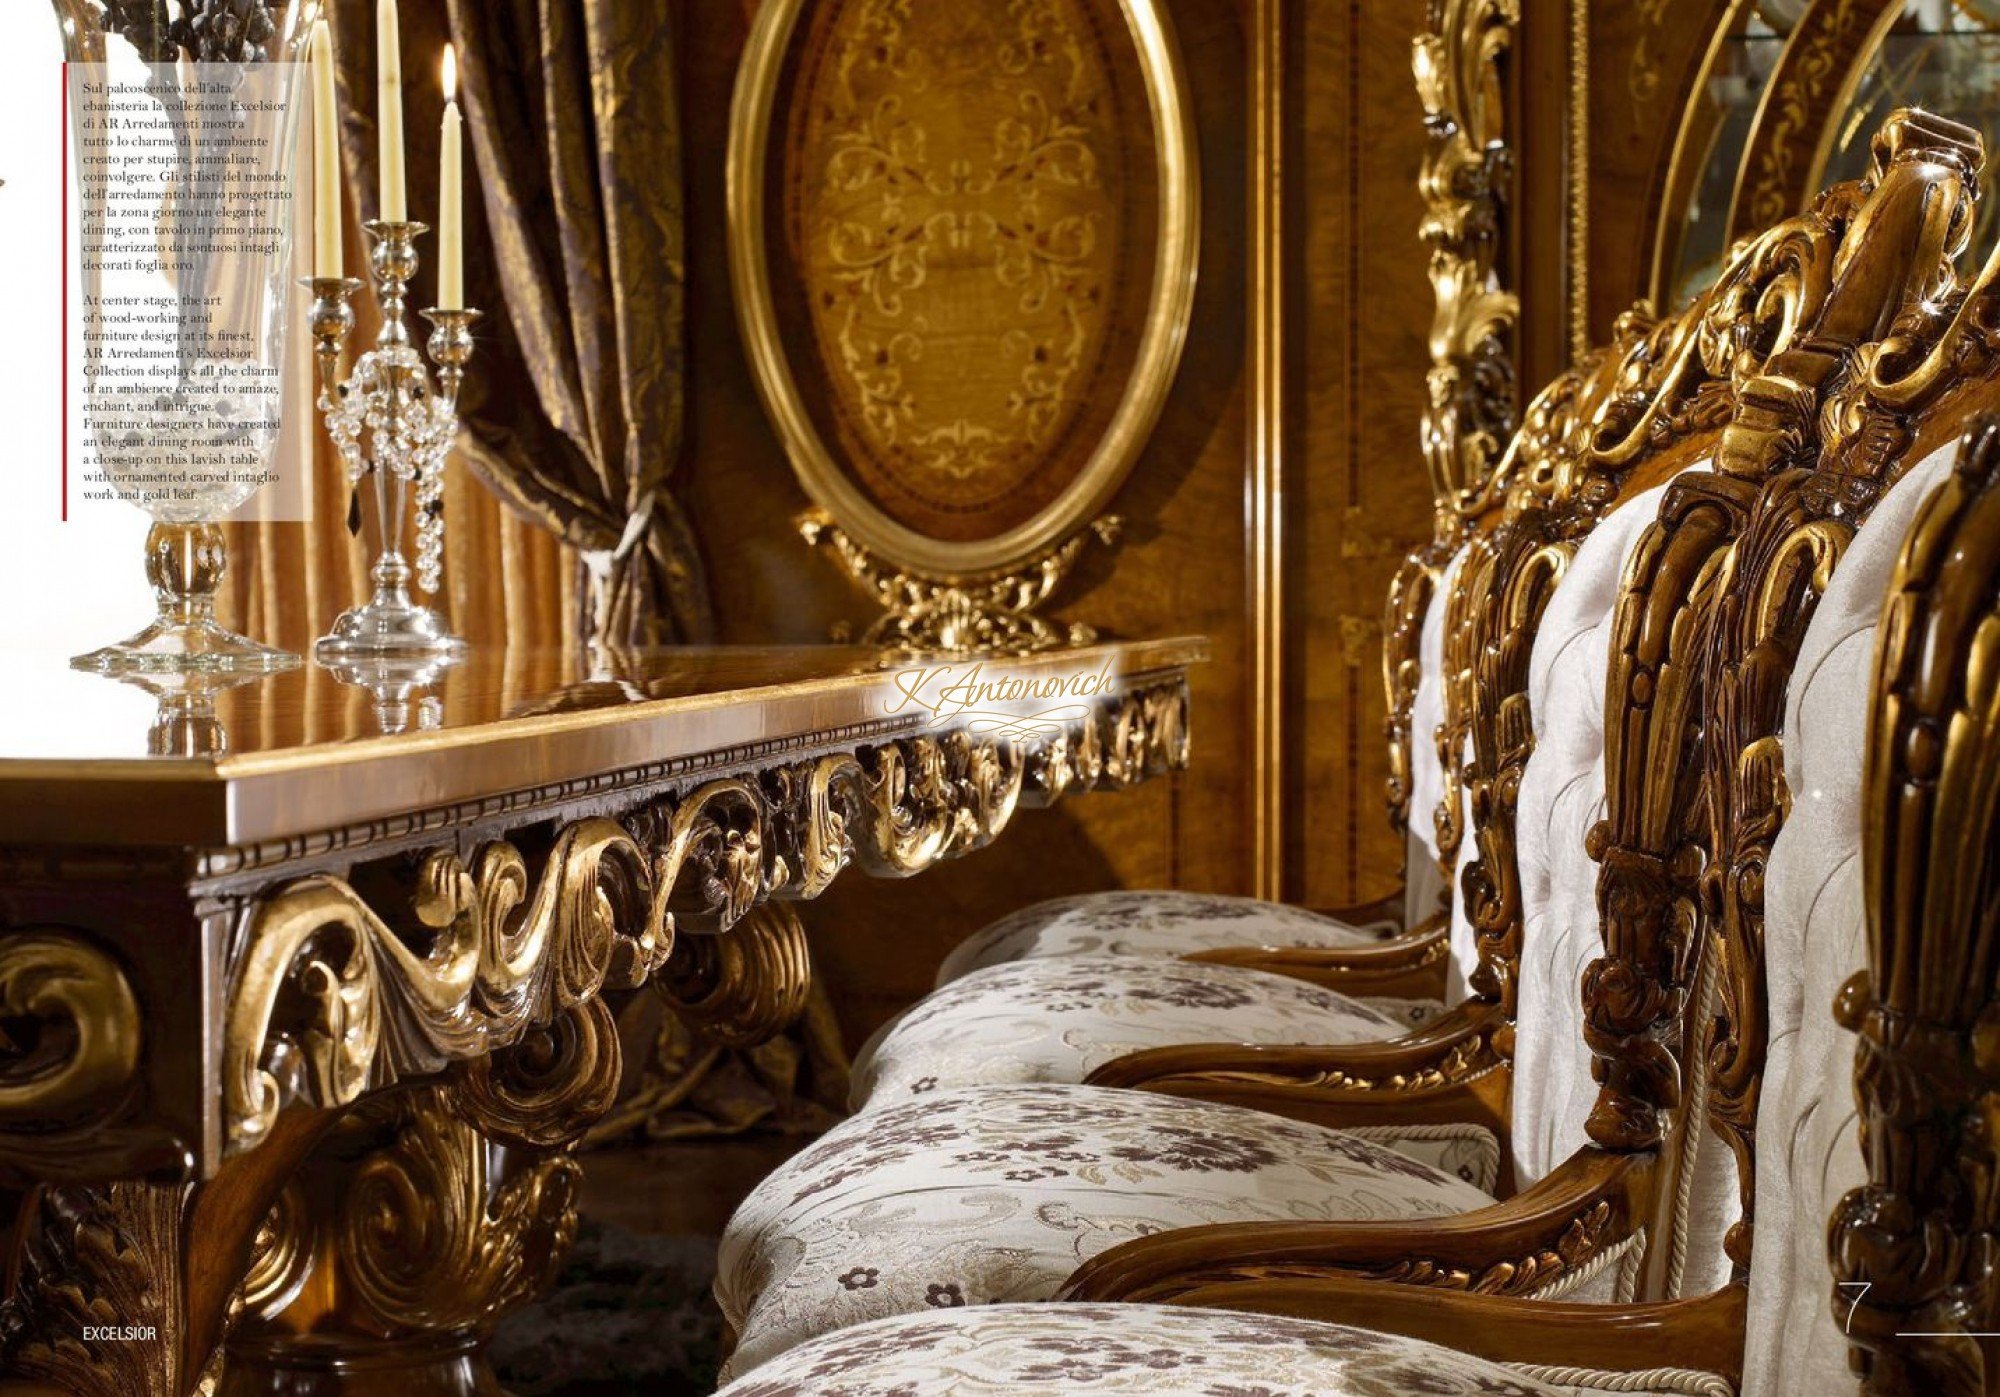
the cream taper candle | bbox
[310,19,340,275]
[437,45,463,309]
[376,0,406,221]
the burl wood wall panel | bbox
[680,0,1253,1044]
[677,0,1437,1043]
[1286,0,1434,911]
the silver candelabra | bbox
[305,220,480,660]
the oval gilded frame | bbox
[726,0,1201,582]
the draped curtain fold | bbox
[330,0,713,645]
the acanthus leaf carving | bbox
[223,818,660,1156]
[223,681,1189,1158]
[1829,419,2000,1395]
[1414,0,1521,519]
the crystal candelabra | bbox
[305,221,480,660]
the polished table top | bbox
[0,638,1207,847]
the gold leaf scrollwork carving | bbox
[236,1179,315,1322]
[763,753,865,901]
[658,904,814,1050]
[850,733,1027,876]
[338,1087,581,1337]
[643,778,768,931]
[224,818,662,1156]
[1383,537,1452,836]
[800,510,1121,656]
[452,997,625,1152]
[0,931,141,1127]
[1414,0,1520,519]
[0,930,180,1183]
[226,683,1189,1154]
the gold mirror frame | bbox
[725,0,1201,588]
[1646,0,1904,311]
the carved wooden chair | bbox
[706,110,1988,1386]
[706,111,2000,1397]
[707,418,1994,1390]
[1054,253,2000,1397]
[846,308,1729,1127]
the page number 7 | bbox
[1839,1281,1873,1334]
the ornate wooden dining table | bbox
[0,637,1201,1396]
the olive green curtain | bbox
[330,0,713,645]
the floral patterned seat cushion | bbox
[715,1084,1495,1378]
[715,1302,1644,1397]
[935,890,1389,987]
[852,955,1406,1110]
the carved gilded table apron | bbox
[0,641,1199,1396]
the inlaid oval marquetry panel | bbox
[730,0,1198,578]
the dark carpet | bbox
[490,1221,726,1395]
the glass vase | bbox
[59,0,320,673]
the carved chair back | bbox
[1580,108,1989,1311]
[1829,418,2000,1397]
[1683,98,2000,1397]
[1064,111,1998,1384]
[1380,302,1732,1012]
[1447,311,1730,1023]
[1434,117,1947,1205]
[1362,115,1958,1229]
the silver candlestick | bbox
[305,221,479,660]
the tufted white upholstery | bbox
[715,1084,1496,1378]
[1737,443,1955,1397]
[932,544,1475,989]
[1410,543,1471,942]
[711,1301,1729,1396]
[1510,478,1687,1189]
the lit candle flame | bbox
[442,43,457,103]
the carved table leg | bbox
[1,1181,205,1397]
[0,1107,339,1397]
[220,1001,618,1397]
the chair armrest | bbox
[1084,1001,1513,1171]
[1060,1150,1651,1305]
[1085,997,1502,1098]
[1184,921,1450,999]
[1300,890,1408,926]
[1120,1277,1747,1388]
